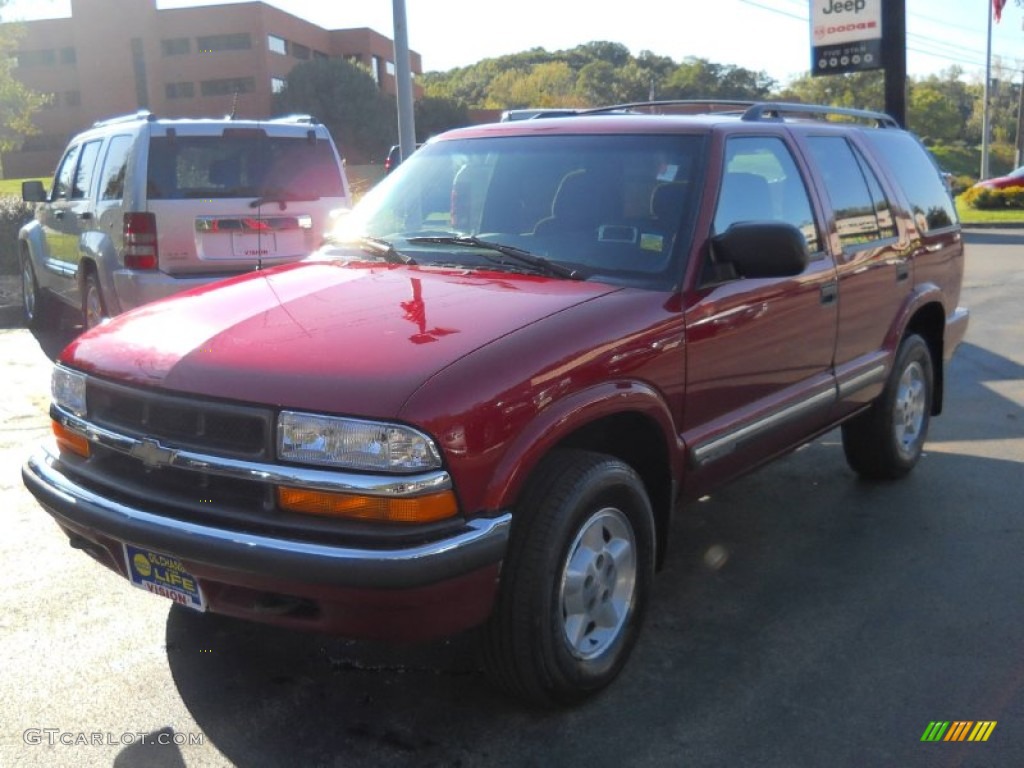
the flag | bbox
[993,0,1006,22]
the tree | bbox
[778,70,885,112]
[908,81,966,143]
[413,96,470,141]
[0,1,50,176]
[662,58,775,101]
[273,58,395,164]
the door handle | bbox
[79,212,93,221]
[896,262,909,282]
[820,280,838,306]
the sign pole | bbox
[882,1,907,127]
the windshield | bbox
[328,133,705,289]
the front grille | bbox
[88,378,273,459]
[59,378,459,548]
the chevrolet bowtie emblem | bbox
[129,438,178,469]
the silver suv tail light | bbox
[123,212,158,270]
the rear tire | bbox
[480,449,655,706]
[82,271,108,330]
[842,334,933,480]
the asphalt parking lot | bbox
[1,229,1022,767]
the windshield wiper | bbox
[249,187,317,210]
[359,236,416,265]
[406,235,583,280]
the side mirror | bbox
[709,221,809,279]
[22,180,47,203]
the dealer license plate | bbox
[124,544,206,612]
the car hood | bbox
[61,262,619,418]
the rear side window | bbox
[146,132,344,201]
[99,135,132,201]
[862,131,957,232]
[806,136,896,249]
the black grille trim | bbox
[87,377,274,460]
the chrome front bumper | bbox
[23,446,511,590]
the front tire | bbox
[842,334,933,480]
[481,450,655,706]
[21,255,51,330]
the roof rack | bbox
[740,102,899,128]
[576,99,899,128]
[92,110,155,128]
[580,100,757,116]
[268,114,320,125]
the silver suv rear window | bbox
[147,132,344,201]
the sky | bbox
[3,0,1022,85]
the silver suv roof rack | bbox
[92,110,155,128]
[268,114,319,125]
[578,100,899,128]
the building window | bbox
[41,93,58,109]
[313,50,328,61]
[271,77,286,94]
[131,37,149,108]
[162,37,190,56]
[165,82,195,99]
[200,77,255,96]
[64,90,81,107]
[196,33,252,53]
[17,49,56,68]
[59,47,76,65]
[268,34,287,55]
[371,55,380,83]
[291,42,310,60]
[385,60,395,76]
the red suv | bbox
[24,102,968,705]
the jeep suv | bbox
[23,102,968,705]
[19,111,350,329]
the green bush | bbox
[929,143,977,177]
[948,174,975,197]
[959,184,1024,210]
[0,195,35,274]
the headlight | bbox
[277,411,442,472]
[52,366,87,417]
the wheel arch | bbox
[555,412,675,568]
[484,383,680,571]
[903,301,946,415]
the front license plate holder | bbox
[124,544,206,612]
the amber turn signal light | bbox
[276,487,458,523]
[52,420,90,458]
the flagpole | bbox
[981,0,993,179]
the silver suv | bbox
[19,111,351,329]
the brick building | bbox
[3,0,422,176]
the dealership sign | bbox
[810,0,883,76]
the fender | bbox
[479,379,683,513]
[17,220,52,290]
[79,229,122,315]
[884,280,947,354]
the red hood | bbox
[62,262,618,417]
